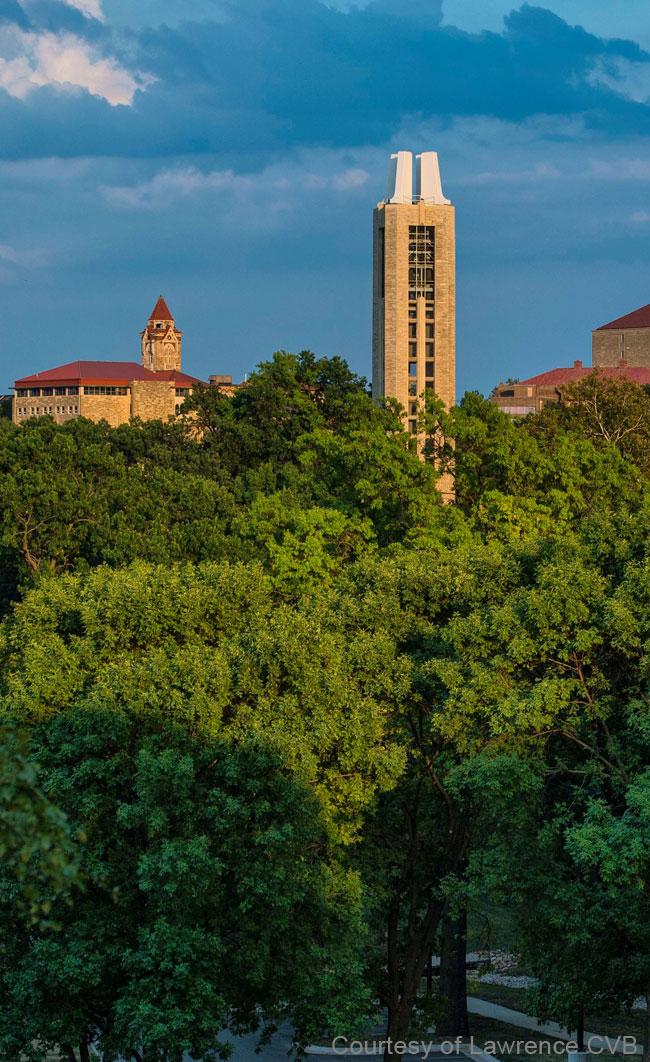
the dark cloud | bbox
[1,1,650,161]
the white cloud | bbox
[0,27,153,106]
[331,167,370,190]
[60,0,106,21]
[460,162,561,186]
[589,158,650,180]
[103,167,249,208]
[588,56,650,104]
[0,243,46,267]
[103,164,370,209]
[630,211,650,222]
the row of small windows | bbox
[16,406,79,417]
[17,385,191,398]
[409,361,435,377]
[409,343,435,358]
[84,386,128,396]
[16,386,80,398]
[409,323,435,339]
[408,302,434,319]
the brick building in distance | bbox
[491,359,650,418]
[592,303,650,367]
[12,297,237,428]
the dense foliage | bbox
[2,355,650,1058]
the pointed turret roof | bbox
[149,295,173,321]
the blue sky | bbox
[1,0,650,396]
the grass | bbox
[467,1014,632,1062]
[467,983,645,1049]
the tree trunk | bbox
[79,1039,90,1062]
[437,905,469,1037]
[576,1003,585,1054]
[384,898,445,1061]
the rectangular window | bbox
[426,342,434,357]
[408,419,418,435]
[426,324,434,339]
[408,226,435,298]
[425,362,434,378]
[175,388,190,397]
[425,380,435,390]
[408,381,417,396]
[426,304,434,319]
[409,401,417,415]
[409,324,417,339]
[16,389,27,398]
[55,387,66,395]
[409,343,417,358]
[42,388,53,396]
[29,388,40,397]
[408,303,417,319]
[68,387,79,396]
[408,362,417,376]
[83,386,127,396]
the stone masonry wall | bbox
[79,393,132,427]
[593,328,650,368]
[131,380,176,421]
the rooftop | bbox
[596,303,650,331]
[15,360,202,388]
[149,295,174,321]
[518,360,650,387]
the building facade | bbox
[372,150,455,435]
[593,303,650,368]
[13,297,206,428]
[491,360,650,417]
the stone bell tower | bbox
[372,151,455,426]
[141,295,183,373]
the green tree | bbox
[0,712,367,1061]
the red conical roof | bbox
[149,295,173,321]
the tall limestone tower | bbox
[372,151,455,433]
[141,295,183,372]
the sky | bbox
[2,0,650,396]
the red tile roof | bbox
[596,304,650,331]
[15,361,202,388]
[149,295,173,321]
[520,363,650,387]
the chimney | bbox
[573,359,583,368]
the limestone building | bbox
[491,360,650,418]
[372,150,455,434]
[13,297,209,428]
[593,303,650,367]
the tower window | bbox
[408,226,435,298]
[426,324,434,339]
[426,343,434,357]
[426,362,434,378]
[408,362,417,376]
[426,304,434,319]
[408,381,417,396]
[408,303,417,319]
[409,342,417,357]
[409,324,417,338]
[408,419,418,435]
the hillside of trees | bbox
[2,353,650,1061]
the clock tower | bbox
[141,295,183,373]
